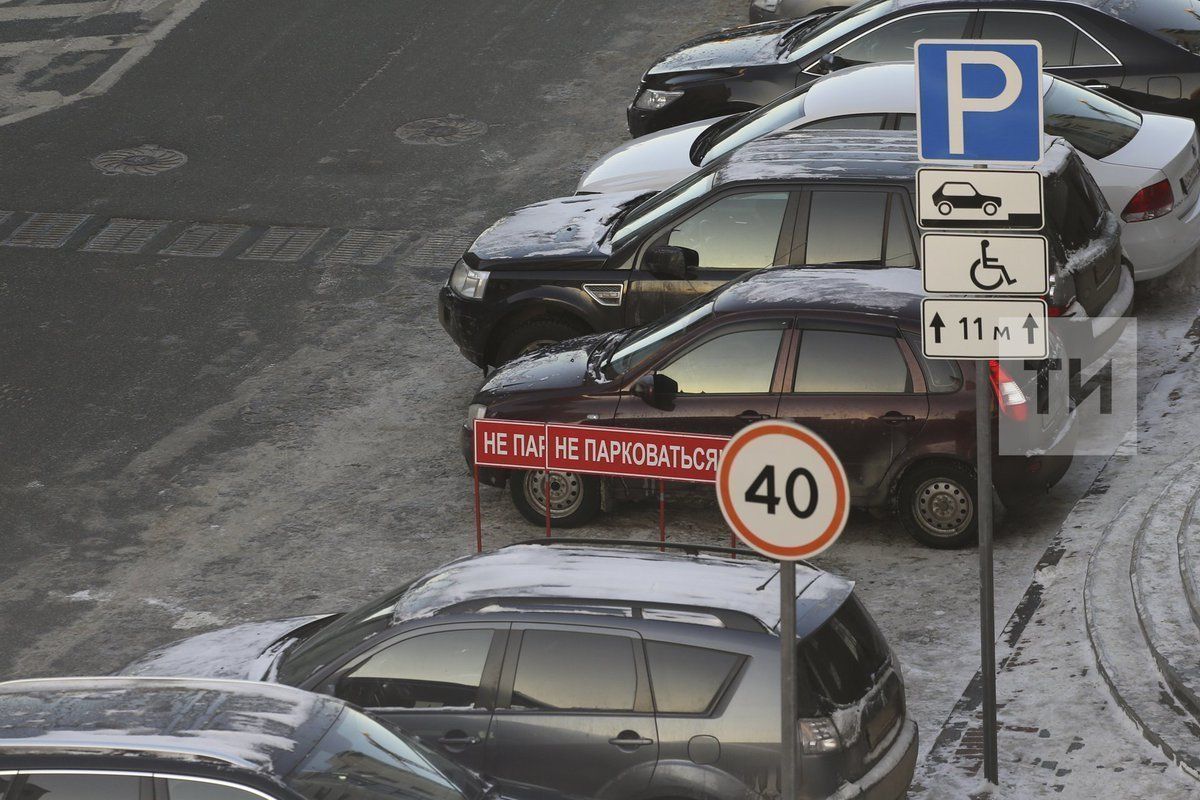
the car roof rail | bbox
[510,537,812,567]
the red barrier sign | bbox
[547,424,727,483]
[473,419,728,483]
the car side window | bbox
[835,12,972,65]
[13,774,144,800]
[659,324,786,395]
[658,191,790,270]
[797,114,887,131]
[793,330,912,393]
[165,778,272,800]
[979,11,1115,67]
[510,630,637,711]
[903,332,962,393]
[798,191,913,267]
[335,628,494,710]
[645,641,742,715]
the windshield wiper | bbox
[776,12,833,53]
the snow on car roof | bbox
[713,266,924,321]
[715,129,1073,186]
[391,543,845,630]
[0,677,342,774]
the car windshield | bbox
[1045,78,1141,159]
[611,172,716,245]
[605,298,715,376]
[698,86,809,165]
[785,0,896,58]
[276,584,412,686]
[289,707,486,800]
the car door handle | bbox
[737,410,770,422]
[880,411,915,424]
[1080,80,1109,89]
[438,732,481,749]
[608,731,654,749]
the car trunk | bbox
[797,596,905,783]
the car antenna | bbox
[756,566,780,591]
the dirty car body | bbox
[121,543,918,800]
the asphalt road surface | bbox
[1,0,1198,776]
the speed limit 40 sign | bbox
[716,422,849,560]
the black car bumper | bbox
[439,284,490,367]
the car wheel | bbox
[493,318,586,365]
[897,461,977,549]
[983,201,999,216]
[937,201,953,215]
[509,469,601,528]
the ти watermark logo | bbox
[998,317,1137,458]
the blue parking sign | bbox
[916,40,1043,164]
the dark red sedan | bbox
[462,267,1073,548]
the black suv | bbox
[439,130,1131,368]
[122,541,918,800]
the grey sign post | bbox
[716,421,850,799]
[916,37,1047,785]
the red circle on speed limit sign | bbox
[717,421,850,560]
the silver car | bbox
[123,541,918,800]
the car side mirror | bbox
[632,371,679,410]
[815,52,848,74]
[644,245,698,280]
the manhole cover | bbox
[91,144,187,176]
[394,115,488,146]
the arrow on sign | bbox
[930,313,945,344]
[1023,313,1039,345]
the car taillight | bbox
[1121,178,1174,222]
[798,717,842,754]
[989,360,1028,422]
[1045,302,1066,317]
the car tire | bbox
[896,461,978,549]
[937,201,953,215]
[493,318,586,365]
[983,201,999,216]
[509,469,601,528]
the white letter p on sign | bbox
[946,51,1022,155]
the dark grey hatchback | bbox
[123,542,917,800]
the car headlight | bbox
[465,403,488,428]
[449,259,490,300]
[634,88,684,111]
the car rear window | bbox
[1045,158,1107,254]
[798,596,890,710]
[646,641,743,714]
[1098,0,1200,55]
[1045,79,1140,159]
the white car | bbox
[578,63,1200,281]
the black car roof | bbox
[713,266,924,322]
[713,129,1073,187]
[0,677,344,776]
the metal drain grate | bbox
[83,218,170,254]
[239,226,327,262]
[323,230,408,265]
[2,213,91,248]
[405,231,475,271]
[161,223,249,258]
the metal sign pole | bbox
[976,359,999,783]
[780,560,798,800]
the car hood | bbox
[646,20,792,76]
[577,116,724,194]
[117,615,336,681]
[477,333,614,399]
[467,192,647,270]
